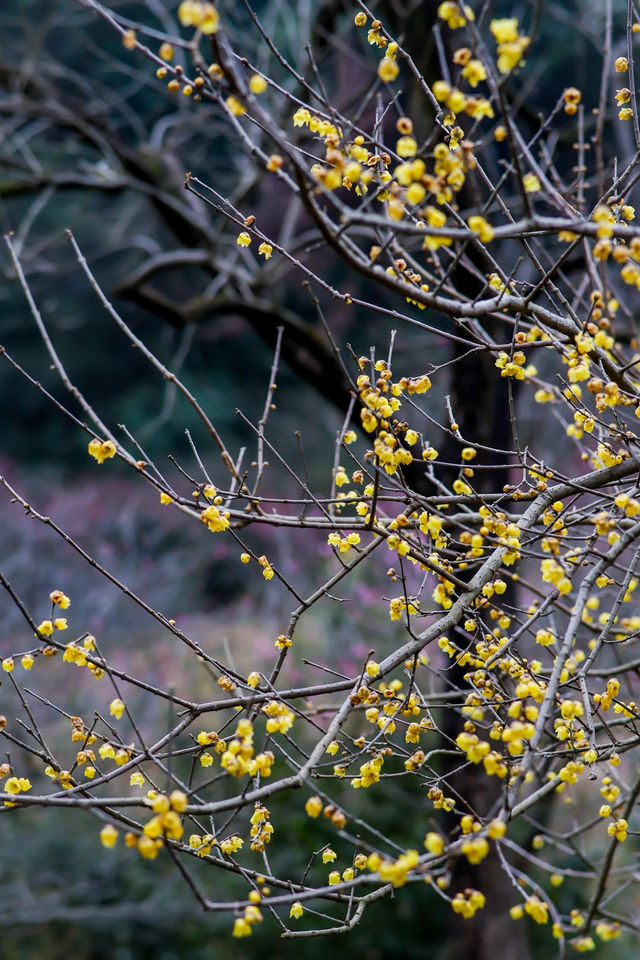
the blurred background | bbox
[0,0,633,956]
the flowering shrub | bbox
[4,0,640,954]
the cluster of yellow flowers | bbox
[356,360,432,481]
[249,802,274,852]
[98,741,132,766]
[200,484,231,532]
[388,594,420,621]
[451,888,486,918]
[495,350,526,380]
[62,635,104,679]
[209,717,275,778]
[489,18,530,74]
[262,700,295,734]
[377,849,419,887]
[437,2,474,30]
[327,530,361,553]
[177,0,219,33]
[432,80,494,126]
[232,903,263,938]
[3,775,32,807]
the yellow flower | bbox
[50,590,71,609]
[226,96,246,116]
[467,215,494,243]
[88,438,116,464]
[232,918,252,938]
[138,835,162,859]
[305,796,323,818]
[109,698,125,720]
[237,232,251,247]
[249,74,267,95]
[170,790,188,812]
[289,901,304,919]
[523,173,541,193]
[487,819,507,839]
[199,5,219,34]
[462,59,487,88]
[424,832,445,855]
[524,895,548,924]
[490,18,519,44]
[258,242,273,259]
[396,136,417,157]
[378,57,399,83]
[100,824,118,848]
[151,794,170,814]
[453,479,472,495]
